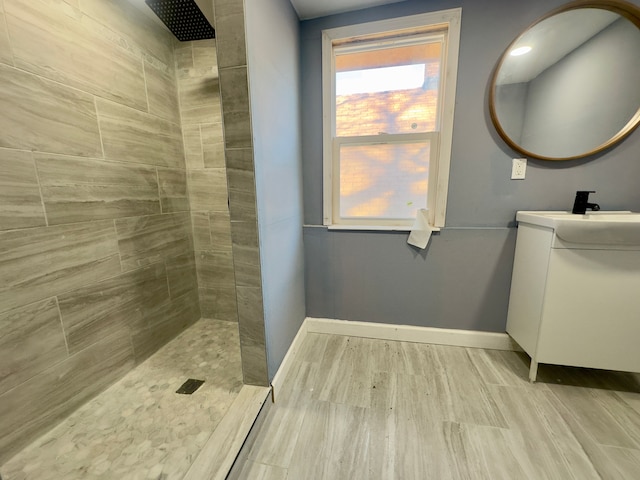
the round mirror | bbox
[489,0,640,160]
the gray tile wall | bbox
[213,0,269,386]
[0,0,200,463]
[175,39,239,324]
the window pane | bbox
[336,64,426,95]
[339,141,430,220]
[336,42,441,136]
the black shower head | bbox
[145,0,215,41]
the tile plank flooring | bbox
[237,333,640,479]
[1,319,244,480]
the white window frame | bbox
[322,8,462,230]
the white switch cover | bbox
[511,158,527,179]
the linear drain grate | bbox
[176,378,205,395]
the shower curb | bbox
[183,385,271,480]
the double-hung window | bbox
[322,9,461,229]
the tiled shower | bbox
[0,0,267,468]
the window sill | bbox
[325,224,441,232]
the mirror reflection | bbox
[490,4,640,160]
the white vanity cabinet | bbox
[506,211,640,382]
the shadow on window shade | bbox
[339,141,430,219]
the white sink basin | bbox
[516,211,640,245]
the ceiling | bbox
[129,0,404,30]
[497,9,619,85]
[289,0,406,20]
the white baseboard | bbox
[270,318,309,397]
[305,317,520,351]
[270,317,520,398]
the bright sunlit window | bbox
[322,9,462,229]
[336,64,427,95]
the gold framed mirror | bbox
[489,0,640,160]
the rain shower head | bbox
[145,0,215,41]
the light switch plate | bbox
[512,158,527,179]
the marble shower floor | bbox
[1,319,244,480]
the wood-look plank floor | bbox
[236,333,640,480]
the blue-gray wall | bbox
[301,0,640,331]
[246,0,306,379]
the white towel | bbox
[407,208,435,249]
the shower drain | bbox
[176,378,205,395]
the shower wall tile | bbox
[197,251,236,288]
[233,257,262,289]
[240,343,269,386]
[5,0,147,110]
[40,183,160,225]
[0,148,46,231]
[231,220,262,288]
[220,109,253,149]
[78,0,175,66]
[227,168,257,222]
[130,289,200,362]
[218,67,252,150]
[210,211,234,251]
[183,124,205,170]
[0,298,67,396]
[36,155,162,224]
[0,63,102,157]
[177,68,222,125]
[35,154,158,187]
[175,41,194,70]
[213,0,247,69]
[0,0,205,457]
[188,169,229,212]
[236,286,268,386]
[193,212,213,250]
[0,220,121,314]
[157,167,189,213]
[97,99,185,168]
[57,263,170,354]
[0,329,134,464]
[115,212,193,272]
[0,3,13,66]
[166,252,199,300]
[199,286,238,322]
[144,59,181,124]
[176,39,221,127]
[202,123,226,168]
[224,147,254,172]
[219,66,250,113]
[176,40,239,324]
[230,218,260,251]
[228,187,258,223]
[193,39,218,69]
[211,0,267,384]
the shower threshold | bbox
[1,319,269,480]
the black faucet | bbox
[572,190,600,214]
